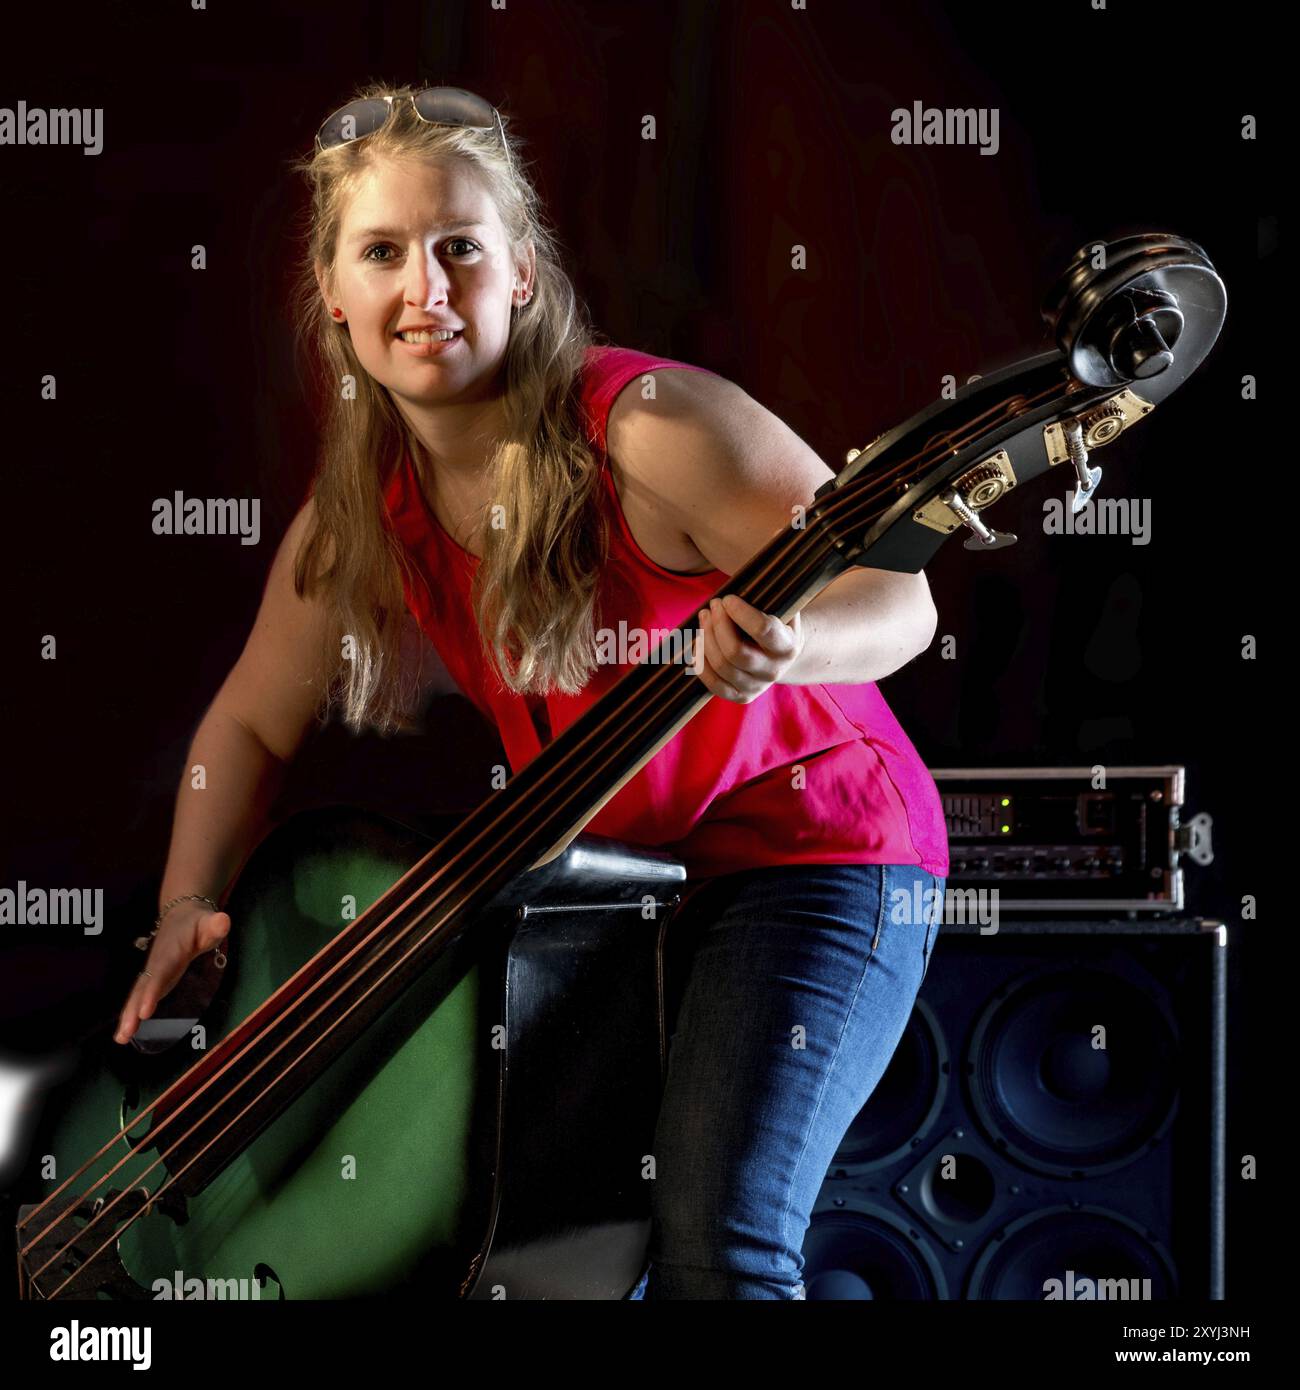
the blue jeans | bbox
[626,862,945,1300]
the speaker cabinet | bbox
[803,920,1226,1300]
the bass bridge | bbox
[17,1185,187,1301]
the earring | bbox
[331,308,344,319]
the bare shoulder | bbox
[604,366,836,577]
[605,367,749,467]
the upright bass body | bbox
[22,806,688,1300]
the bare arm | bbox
[152,708,290,919]
[116,499,338,1043]
[608,370,939,689]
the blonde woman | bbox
[114,83,948,1300]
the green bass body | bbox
[21,805,688,1300]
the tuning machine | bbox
[913,451,1019,550]
[1062,417,1102,512]
[1043,388,1153,512]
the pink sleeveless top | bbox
[381,345,948,880]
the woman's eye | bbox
[362,238,480,264]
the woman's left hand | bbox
[693,594,806,703]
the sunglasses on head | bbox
[315,85,515,183]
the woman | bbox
[113,82,948,1300]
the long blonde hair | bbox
[287,81,610,735]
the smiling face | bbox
[320,155,533,408]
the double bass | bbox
[16,234,1226,1300]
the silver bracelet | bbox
[133,893,226,969]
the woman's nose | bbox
[404,241,451,308]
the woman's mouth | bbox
[394,328,464,356]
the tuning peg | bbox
[940,487,1018,550]
[1062,417,1102,512]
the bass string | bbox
[26,379,1066,1294]
[148,370,1064,1137]
[856,381,1061,503]
[21,574,795,1290]
[26,378,1046,1290]
[25,478,856,1289]
[26,378,1052,1291]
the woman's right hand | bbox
[114,902,231,1046]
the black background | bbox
[0,0,1274,1310]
